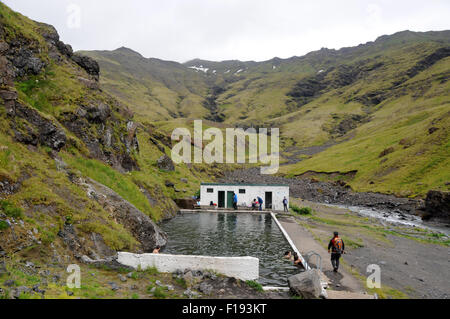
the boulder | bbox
[421,190,450,223]
[157,155,175,171]
[199,282,213,295]
[85,103,111,123]
[288,269,327,299]
[165,181,175,188]
[174,198,196,209]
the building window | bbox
[239,189,246,194]
[207,188,214,193]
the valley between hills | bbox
[0,2,449,300]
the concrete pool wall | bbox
[117,252,259,281]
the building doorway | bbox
[218,191,225,208]
[265,192,273,210]
[227,191,234,209]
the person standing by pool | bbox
[283,197,289,212]
[233,192,238,210]
[257,196,264,211]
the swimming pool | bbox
[160,212,301,286]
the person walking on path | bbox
[257,196,264,211]
[283,197,289,212]
[233,192,238,210]
[328,232,345,272]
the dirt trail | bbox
[289,200,450,299]
[278,216,366,294]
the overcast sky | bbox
[3,0,450,63]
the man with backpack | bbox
[328,232,345,272]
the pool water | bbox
[160,212,301,286]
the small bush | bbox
[145,266,159,276]
[246,280,263,292]
[0,220,9,230]
[174,277,187,289]
[153,287,167,299]
[291,205,312,215]
[0,200,23,219]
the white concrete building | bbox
[200,183,289,211]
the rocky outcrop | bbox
[37,22,73,60]
[0,85,66,151]
[288,269,327,299]
[61,103,139,172]
[157,154,175,171]
[74,176,168,252]
[12,102,67,151]
[0,174,20,196]
[71,53,100,80]
[406,47,450,79]
[420,191,450,224]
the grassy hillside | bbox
[0,2,225,262]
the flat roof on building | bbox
[201,183,289,187]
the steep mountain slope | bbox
[83,31,450,197]
[0,3,222,265]
[80,47,211,121]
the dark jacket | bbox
[328,237,345,254]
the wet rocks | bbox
[157,155,175,171]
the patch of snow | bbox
[318,69,325,74]
[235,69,244,75]
[225,70,231,74]
[188,66,209,73]
[273,66,277,70]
